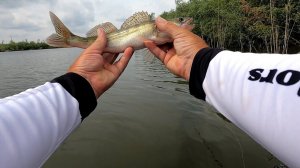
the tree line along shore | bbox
[0,40,54,52]
[162,0,300,54]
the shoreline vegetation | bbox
[162,0,300,54]
[0,40,55,52]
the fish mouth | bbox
[184,18,193,25]
[180,18,194,30]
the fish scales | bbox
[106,22,156,52]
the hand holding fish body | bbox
[46,11,193,53]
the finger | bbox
[109,54,119,64]
[144,41,166,62]
[180,24,195,31]
[87,28,107,52]
[103,53,119,64]
[156,17,182,38]
[160,43,173,52]
[114,47,134,73]
[164,48,176,63]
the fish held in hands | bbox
[46,11,193,53]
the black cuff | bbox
[189,48,223,100]
[51,73,97,120]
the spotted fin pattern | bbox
[86,22,118,37]
[120,11,152,30]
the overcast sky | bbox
[0,0,176,43]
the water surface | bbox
[0,49,283,167]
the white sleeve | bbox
[0,73,97,168]
[189,48,300,167]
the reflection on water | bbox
[0,49,284,167]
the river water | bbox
[0,49,283,167]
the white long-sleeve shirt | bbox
[189,48,300,167]
[0,73,97,168]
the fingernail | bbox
[97,28,104,35]
[156,16,167,24]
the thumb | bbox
[87,28,107,51]
[155,17,182,37]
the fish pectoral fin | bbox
[46,33,71,48]
[86,22,118,37]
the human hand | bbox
[144,17,208,81]
[68,29,134,98]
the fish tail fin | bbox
[46,11,74,47]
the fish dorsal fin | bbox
[120,11,152,30]
[86,22,117,37]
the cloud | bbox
[0,0,53,8]
[0,0,176,42]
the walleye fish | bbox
[46,11,193,53]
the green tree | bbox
[161,0,300,53]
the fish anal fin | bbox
[120,11,152,30]
[86,22,117,37]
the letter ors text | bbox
[248,69,300,96]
